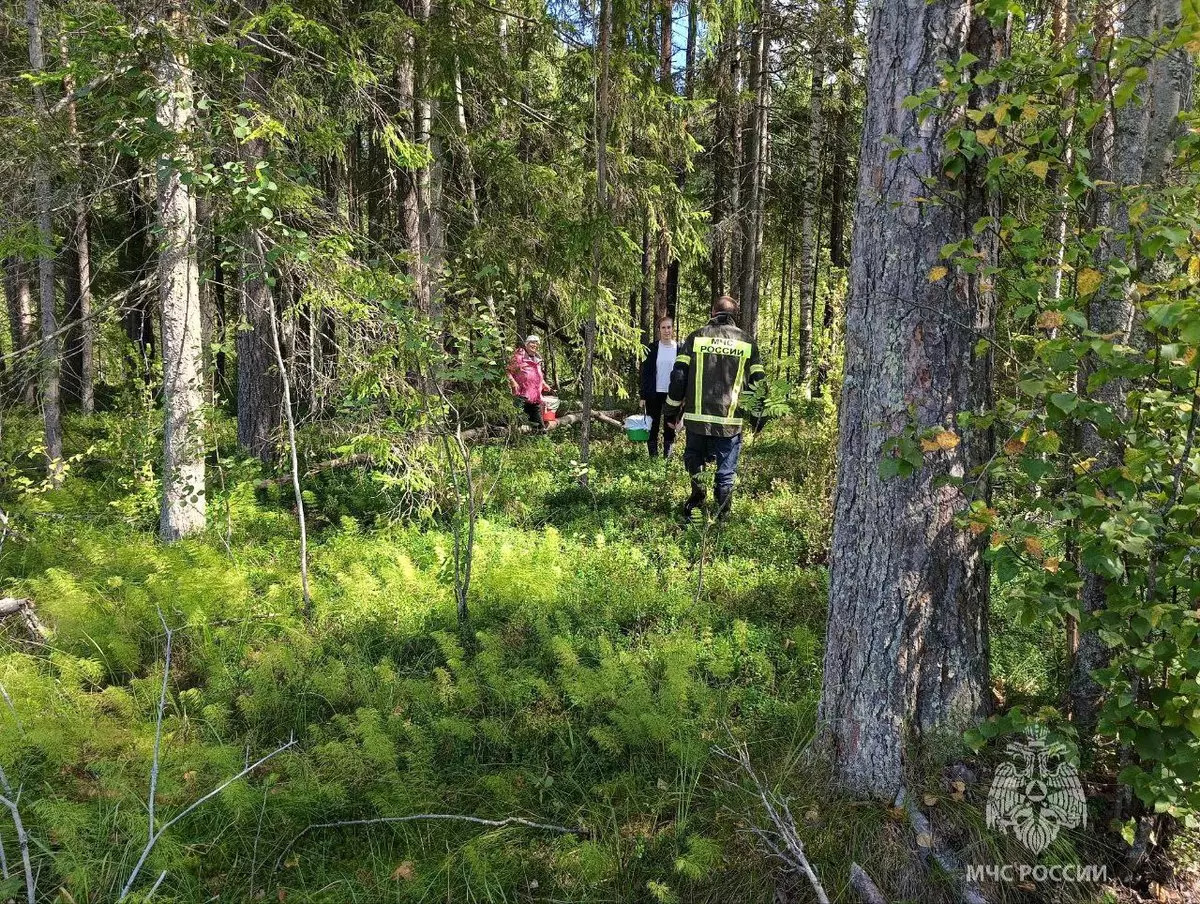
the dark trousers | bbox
[518,399,543,428]
[683,431,742,515]
[645,392,676,457]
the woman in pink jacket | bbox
[508,335,552,428]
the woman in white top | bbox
[638,315,678,457]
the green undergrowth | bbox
[0,406,1110,903]
[0,409,851,903]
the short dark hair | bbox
[712,295,740,317]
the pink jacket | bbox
[508,347,550,403]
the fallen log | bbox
[849,863,888,904]
[254,410,624,490]
[0,598,49,642]
[896,788,988,904]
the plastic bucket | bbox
[624,414,652,443]
[542,407,557,424]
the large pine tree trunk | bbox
[817,1,999,799]
[236,7,284,463]
[26,0,63,485]
[155,5,206,541]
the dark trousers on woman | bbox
[517,399,544,429]
[645,392,676,457]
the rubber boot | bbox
[714,484,734,523]
[681,476,706,525]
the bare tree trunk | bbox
[653,0,673,324]
[728,30,744,299]
[740,0,769,341]
[827,0,855,270]
[710,29,731,307]
[60,35,94,414]
[817,1,1000,799]
[1071,0,1152,734]
[26,0,63,485]
[1045,0,1075,305]
[416,0,445,326]
[236,6,284,464]
[155,4,206,541]
[581,0,613,483]
[797,50,824,391]
[451,41,496,321]
[4,260,36,404]
[395,0,424,311]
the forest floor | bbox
[0,405,1134,903]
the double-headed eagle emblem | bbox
[985,730,1087,855]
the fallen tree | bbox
[0,598,48,643]
[253,409,624,490]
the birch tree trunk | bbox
[236,6,284,463]
[817,1,1000,799]
[395,0,424,309]
[155,5,206,541]
[796,49,824,391]
[416,0,445,326]
[4,260,36,404]
[1045,0,1074,304]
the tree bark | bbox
[26,0,63,485]
[60,34,94,414]
[155,4,206,540]
[1071,0,1154,734]
[827,0,855,269]
[395,0,425,311]
[581,0,613,483]
[416,0,445,326]
[728,29,744,300]
[236,5,284,463]
[797,48,824,390]
[653,0,672,324]
[739,0,769,341]
[4,260,36,404]
[817,1,1000,799]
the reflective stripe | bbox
[694,349,704,413]
[665,397,682,408]
[684,412,744,426]
[729,355,748,418]
[675,354,692,365]
[748,364,766,376]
